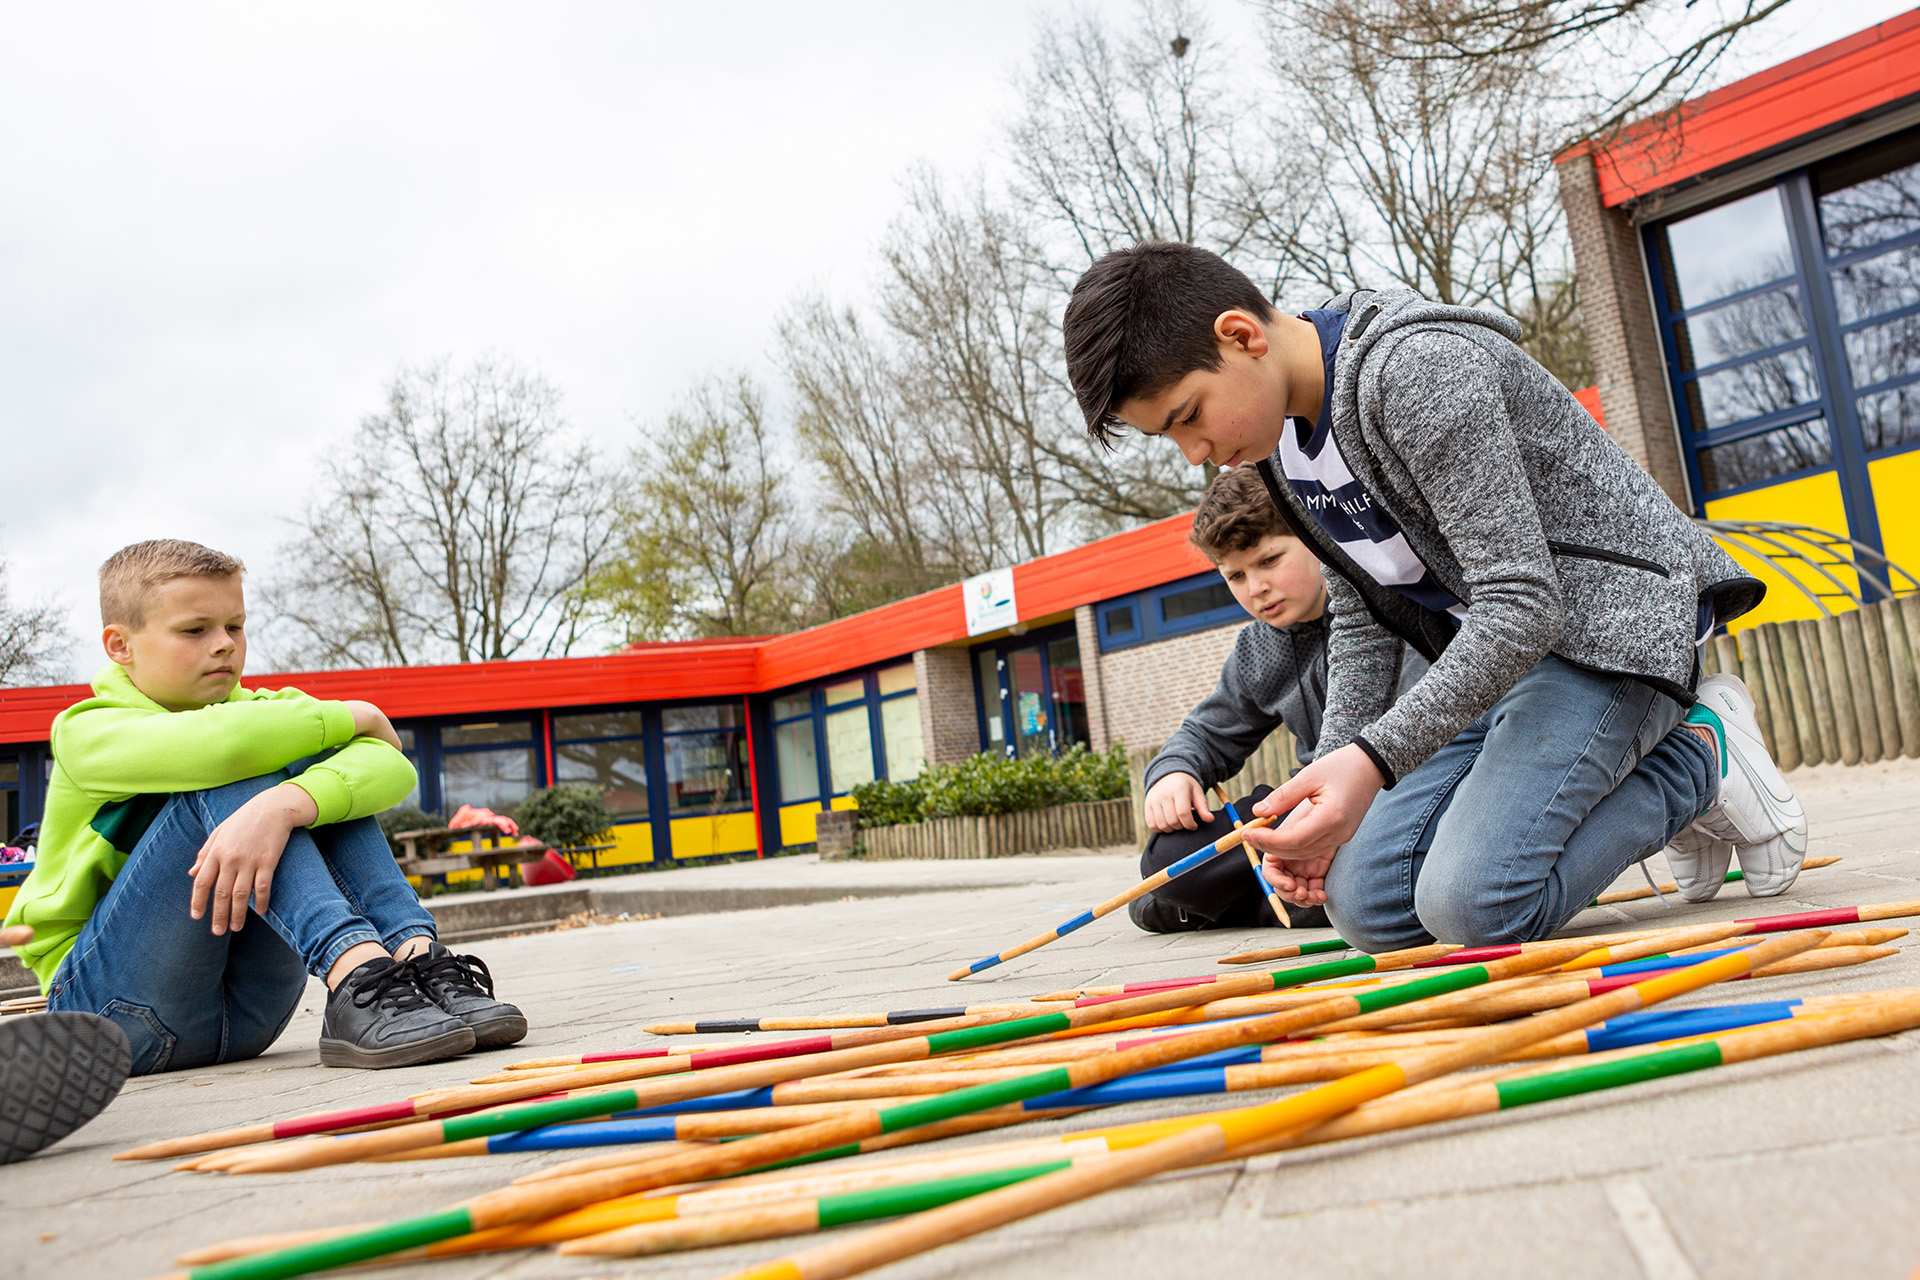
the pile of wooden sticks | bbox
[122,894,1920,1280]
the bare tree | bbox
[0,559,71,687]
[1245,0,1594,384]
[265,356,618,668]
[1285,0,1796,137]
[587,373,802,640]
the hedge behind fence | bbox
[852,743,1130,829]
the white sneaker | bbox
[1688,674,1807,897]
[1664,827,1733,902]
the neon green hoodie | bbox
[3,664,418,989]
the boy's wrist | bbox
[264,781,321,829]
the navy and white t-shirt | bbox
[1277,310,1469,626]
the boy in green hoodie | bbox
[4,540,525,1074]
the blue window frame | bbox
[767,663,923,806]
[1096,569,1242,652]
[1645,124,1920,582]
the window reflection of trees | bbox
[1698,419,1833,493]
[1823,155,1920,451]
[1675,251,1819,433]
[1820,156,1920,256]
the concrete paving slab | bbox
[5,756,1920,1278]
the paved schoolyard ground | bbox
[7,756,1920,1280]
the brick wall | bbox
[915,645,979,766]
[1074,604,1111,751]
[1093,621,1243,755]
[1556,150,1692,507]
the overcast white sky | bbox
[1,0,1909,681]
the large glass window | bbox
[439,719,537,814]
[661,703,749,814]
[553,710,649,819]
[772,692,820,805]
[1818,139,1920,457]
[822,679,875,794]
[875,663,924,782]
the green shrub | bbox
[377,805,443,838]
[513,785,616,849]
[851,743,1129,829]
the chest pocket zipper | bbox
[1547,540,1670,578]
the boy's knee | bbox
[1411,882,1530,948]
[1323,904,1423,955]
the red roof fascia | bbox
[753,511,1212,690]
[1560,10,1920,207]
[0,512,1215,744]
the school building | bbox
[1557,8,1920,626]
[0,512,1261,867]
[4,11,1917,865]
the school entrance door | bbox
[973,623,1090,758]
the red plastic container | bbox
[519,849,577,886]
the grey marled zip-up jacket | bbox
[1144,616,1427,794]
[1255,289,1763,786]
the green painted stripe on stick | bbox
[926,1011,1073,1056]
[1349,963,1489,1014]
[1296,939,1352,956]
[440,1087,643,1143]
[189,1207,475,1280]
[1267,955,1379,988]
[876,1068,1077,1134]
[1494,1040,1724,1109]
[814,1159,1075,1228]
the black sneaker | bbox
[318,957,475,1069]
[0,1011,131,1163]
[412,942,527,1051]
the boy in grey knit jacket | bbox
[1065,243,1806,952]
[1133,465,1424,933]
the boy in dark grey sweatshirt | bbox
[1133,465,1424,933]
[1065,243,1805,952]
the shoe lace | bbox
[1637,859,1674,910]
[349,960,438,1014]
[416,950,496,1001]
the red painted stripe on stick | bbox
[1412,945,1522,967]
[273,1100,421,1139]
[579,1050,675,1065]
[687,1036,837,1069]
[1737,906,1863,931]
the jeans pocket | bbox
[100,999,177,1076]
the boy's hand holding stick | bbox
[1245,743,1387,908]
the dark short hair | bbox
[1063,242,1275,447]
[1189,465,1293,562]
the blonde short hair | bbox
[99,540,245,628]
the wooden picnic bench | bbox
[389,824,552,894]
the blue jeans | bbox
[48,771,436,1075]
[1325,656,1717,953]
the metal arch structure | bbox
[1696,519,1920,617]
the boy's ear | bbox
[102,624,135,668]
[1214,310,1270,357]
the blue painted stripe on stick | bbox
[487,1116,679,1152]
[1055,910,1098,936]
[1023,1066,1230,1110]
[969,955,1001,974]
[1584,1001,1800,1052]
[1597,947,1746,978]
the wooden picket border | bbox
[853,797,1137,861]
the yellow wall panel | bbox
[713,811,759,855]
[830,795,860,811]
[1704,471,1857,631]
[669,817,713,860]
[597,820,654,868]
[1869,449,1920,588]
[780,802,822,848]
